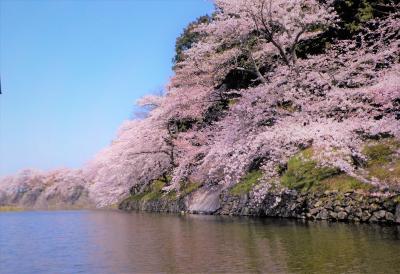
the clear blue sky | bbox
[0,0,214,176]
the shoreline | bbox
[119,188,400,225]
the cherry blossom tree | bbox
[0,169,90,209]
[1,1,399,208]
[176,0,337,88]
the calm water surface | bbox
[0,210,399,273]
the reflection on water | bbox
[0,210,399,273]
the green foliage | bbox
[363,138,400,185]
[297,0,394,56]
[313,174,372,192]
[281,148,340,191]
[128,192,145,201]
[363,138,399,165]
[180,181,201,196]
[165,190,178,201]
[173,15,211,67]
[281,149,373,192]
[367,160,400,184]
[141,179,165,201]
[0,205,23,212]
[164,175,173,183]
[125,176,201,203]
[230,170,263,196]
[128,178,167,202]
[358,1,374,22]
[281,140,400,193]
[334,0,391,33]
[228,98,240,106]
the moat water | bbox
[1,210,399,273]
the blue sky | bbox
[0,0,214,176]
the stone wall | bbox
[118,197,185,213]
[218,189,400,224]
[120,188,400,225]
